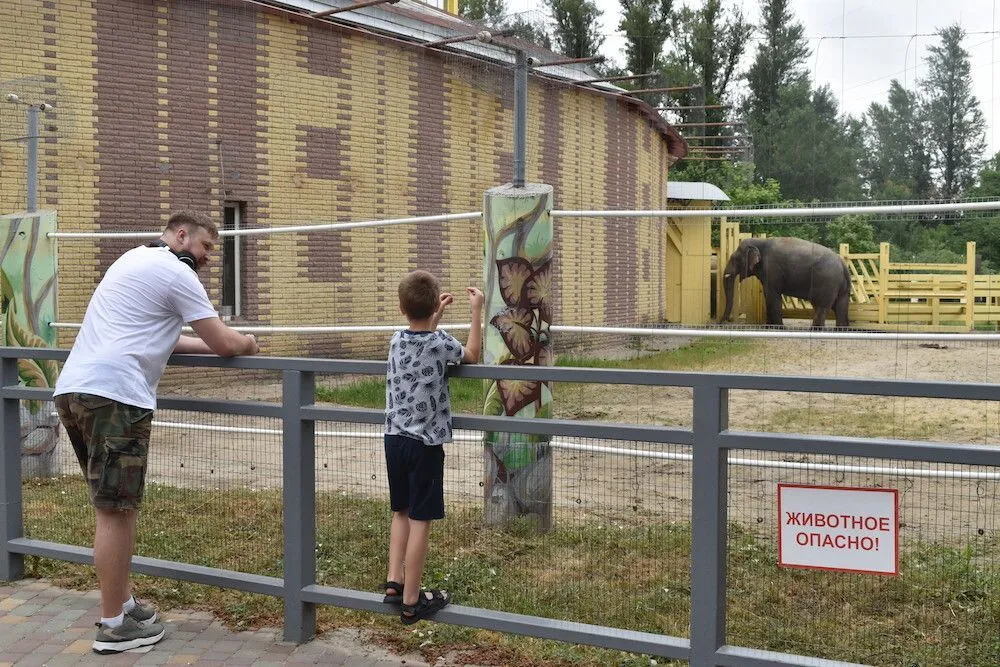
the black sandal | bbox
[382,581,403,605]
[400,589,451,625]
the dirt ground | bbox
[49,328,1000,543]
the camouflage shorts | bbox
[54,393,152,511]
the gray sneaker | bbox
[92,615,165,654]
[126,597,158,624]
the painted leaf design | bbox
[524,260,553,323]
[496,377,541,416]
[490,307,536,361]
[40,358,59,389]
[0,270,13,315]
[483,380,504,416]
[18,358,46,388]
[496,257,534,308]
[18,357,47,415]
[9,312,47,350]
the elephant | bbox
[719,237,852,328]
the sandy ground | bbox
[48,328,1000,543]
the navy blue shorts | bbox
[384,434,445,521]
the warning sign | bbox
[778,484,898,576]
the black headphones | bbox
[149,240,197,271]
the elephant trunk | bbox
[720,272,737,323]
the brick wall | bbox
[0,0,676,364]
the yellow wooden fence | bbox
[715,222,1000,330]
[716,220,765,323]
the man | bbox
[53,211,259,654]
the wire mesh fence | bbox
[311,418,693,637]
[727,450,1000,665]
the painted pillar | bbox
[482,183,554,531]
[0,212,60,478]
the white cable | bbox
[49,322,471,333]
[47,211,482,239]
[151,420,1000,480]
[552,200,1000,219]
[550,325,1000,342]
[49,321,996,340]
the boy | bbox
[382,270,483,624]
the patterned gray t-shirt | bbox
[385,329,464,446]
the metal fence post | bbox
[690,383,729,666]
[0,356,24,581]
[282,370,316,643]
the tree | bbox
[956,152,1000,273]
[825,215,878,253]
[744,0,810,183]
[920,24,987,199]
[751,81,863,202]
[862,80,932,199]
[619,0,673,77]
[458,0,505,25]
[662,0,751,137]
[544,0,604,59]
[503,14,553,49]
[745,0,809,121]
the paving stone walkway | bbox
[0,580,432,666]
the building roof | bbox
[252,0,688,159]
[666,181,730,202]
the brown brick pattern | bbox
[1,0,676,364]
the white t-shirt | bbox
[54,245,218,410]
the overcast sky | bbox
[504,0,1000,158]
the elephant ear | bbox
[747,245,761,275]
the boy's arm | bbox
[430,293,453,330]
[462,288,484,363]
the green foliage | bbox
[458,0,505,24]
[544,0,604,59]
[618,0,673,78]
[823,215,877,253]
[862,80,933,199]
[661,0,751,131]
[744,0,809,127]
[502,14,552,49]
[920,25,988,199]
[753,81,863,202]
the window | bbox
[221,203,243,319]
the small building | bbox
[665,181,729,326]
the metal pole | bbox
[26,106,39,212]
[0,357,25,581]
[514,50,527,188]
[282,370,317,642]
[690,384,729,666]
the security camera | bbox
[476,30,492,43]
[5,93,19,104]
[38,102,54,112]
[526,56,538,66]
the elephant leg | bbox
[764,290,784,327]
[810,295,836,329]
[834,289,850,328]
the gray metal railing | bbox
[1,346,998,667]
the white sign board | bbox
[778,484,898,576]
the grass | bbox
[555,337,755,371]
[316,338,756,414]
[316,376,486,414]
[21,476,1000,666]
